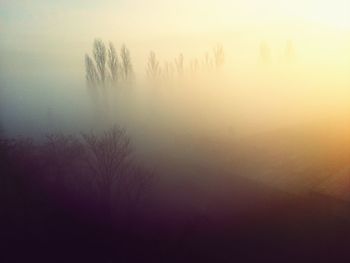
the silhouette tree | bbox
[213,44,225,69]
[175,53,184,77]
[93,39,107,87]
[86,39,133,123]
[120,44,133,81]
[146,51,161,81]
[82,127,132,219]
[108,42,119,87]
[203,52,213,71]
[190,59,199,76]
[85,54,100,102]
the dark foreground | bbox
[2,132,350,263]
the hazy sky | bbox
[1,0,350,59]
[1,0,350,136]
[1,0,350,45]
[0,0,349,76]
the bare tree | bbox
[146,51,161,81]
[120,44,133,81]
[85,39,112,121]
[190,59,199,76]
[85,54,100,103]
[203,52,213,71]
[93,39,107,87]
[175,53,184,77]
[108,42,119,86]
[82,127,132,207]
[213,44,225,69]
[82,127,154,226]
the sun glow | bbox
[305,1,350,29]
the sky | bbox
[1,0,350,136]
[1,0,350,65]
[1,0,350,45]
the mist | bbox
[2,0,350,194]
[2,1,350,262]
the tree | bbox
[82,127,132,212]
[203,52,213,71]
[213,44,225,69]
[146,51,161,81]
[108,42,119,86]
[175,53,184,77]
[81,126,153,228]
[93,39,107,87]
[85,54,100,103]
[190,59,199,76]
[120,44,133,81]
[86,39,130,123]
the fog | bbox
[3,1,350,261]
[1,1,350,193]
[2,33,350,134]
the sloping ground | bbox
[314,166,350,201]
[234,125,350,192]
[139,120,350,209]
[182,122,350,198]
[3,146,350,263]
[4,122,350,262]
